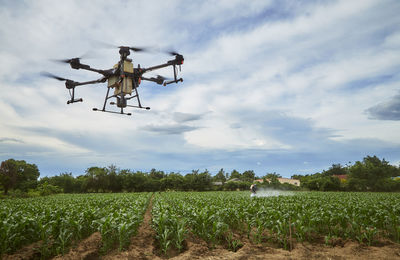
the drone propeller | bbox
[40,71,69,81]
[166,50,181,56]
[159,46,182,56]
[53,57,81,64]
[52,50,94,64]
[118,46,149,52]
[40,71,77,90]
[94,40,150,52]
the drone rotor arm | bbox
[73,77,108,87]
[70,61,113,77]
[141,76,166,85]
[141,62,171,74]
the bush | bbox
[37,182,63,196]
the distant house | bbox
[255,178,301,187]
[277,178,300,187]
[212,181,223,186]
[226,178,241,183]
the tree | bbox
[0,159,40,195]
[0,159,18,195]
[149,168,165,180]
[106,165,122,192]
[37,181,62,196]
[119,169,135,191]
[230,169,241,180]
[269,175,281,188]
[183,170,212,191]
[85,167,108,192]
[196,170,212,191]
[264,172,282,179]
[129,171,149,192]
[213,168,226,183]
[241,170,255,182]
[348,155,399,191]
[45,173,77,193]
[322,164,348,176]
[320,176,341,191]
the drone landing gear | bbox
[67,98,83,104]
[92,84,150,116]
[67,86,83,104]
[92,107,131,116]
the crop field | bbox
[2,191,400,259]
[0,193,151,259]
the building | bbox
[226,178,241,183]
[277,178,300,186]
[254,178,301,187]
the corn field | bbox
[151,191,400,252]
[1,191,400,258]
[0,193,150,258]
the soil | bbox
[4,197,400,260]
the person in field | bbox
[250,184,257,197]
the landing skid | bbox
[92,108,131,116]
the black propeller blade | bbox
[118,46,148,52]
[53,57,81,64]
[41,72,77,89]
[94,40,150,52]
[166,50,181,56]
[160,47,182,56]
[40,71,68,81]
[52,50,94,64]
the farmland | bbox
[2,191,400,259]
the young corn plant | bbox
[225,232,242,252]
[174,218,188,252]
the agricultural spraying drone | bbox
[42,45,184,116]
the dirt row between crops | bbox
[4,194,400,260]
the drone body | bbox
[43,46,184,116]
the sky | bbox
[0,0,399,178]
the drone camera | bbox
[116,97,127,108]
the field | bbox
[2,191,400,259]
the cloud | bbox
[0,137,24,143]
[142,124,199,135]
[366,93,400,120]
[173,112,204,123]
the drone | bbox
[42,45,184,116]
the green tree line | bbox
[1,155,399,196]
[292,155,400,192]
[0,160,260,195]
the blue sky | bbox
[0,0,399,178]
